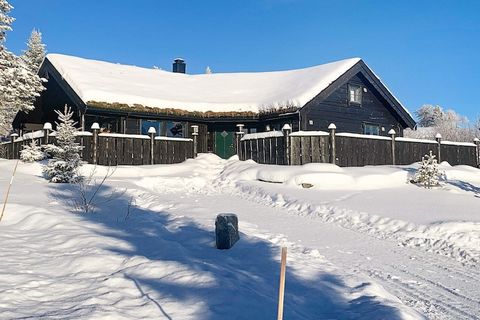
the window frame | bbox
[363,123,380,136]
[348,84,363,106]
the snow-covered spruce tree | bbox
[414,151,441,188]
[0,0,45,135]
[21,29,46,72]
[20,139,45,162]
[43,106,83,183]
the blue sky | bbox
[5,0,480,121]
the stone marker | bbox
[215,213,240,249]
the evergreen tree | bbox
[414,151,441,188]
[20,138,45,162]
[21,29,46,71]
[43,106,83,183]
[0,0,45,135]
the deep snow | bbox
[1,155,479,319]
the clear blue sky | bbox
[5,0,480,121]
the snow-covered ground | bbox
[0,155,479,319]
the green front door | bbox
[215,131,235,159]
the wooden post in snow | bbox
[91,122,100,165]
[435,133,442,163]
[474,138,480,168]
[282,124,292,165]
[43,122,52,145]
[389,129,396,165]
[10,133,18,159]
[277,247,287,320]
[0,159,19,222]
[148,126,156,165]
[328,123,337,165]
[236,124,245,159]
[191,125,199,158]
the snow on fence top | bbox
[336,132,392,141]
[47,54,361,113]
[290,130,329,137]
[155,136,193,142]
[441,141,477,147]
[99,133,150,140]
[395,137,438,144]
[241,131,284,141]
[14,130,45,141]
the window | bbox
[364,124,380,135]
[348,84,362,104]
[166,121,184,137]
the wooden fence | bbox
[0,129,194,165]
[238,128,480,168]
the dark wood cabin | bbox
[14,54,415,159]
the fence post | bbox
[10,133,18,159]
[388,129,396,165]
[435,133,442,163]
[328,123,337,165]
[43,122,52,145]
[148,126,156,164]
[191,125,199,158]
[236,124,245,159]
[282,124,292,165]
[474,138,480,168]
[91,122,100,164]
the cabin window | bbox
[348,84,362,104]
[364,124,380,135]
[166,121,184,137]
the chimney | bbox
[173,58,186,73]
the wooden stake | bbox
[0,159,20,222]
[277,247,287,320]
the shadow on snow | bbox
[49,182,406,320]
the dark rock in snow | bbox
[215,213,240,249]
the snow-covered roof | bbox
[46,54,361,113]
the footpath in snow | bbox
[0,154,479,319]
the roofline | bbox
[299,60,416,129]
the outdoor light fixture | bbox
[43,122,52,130]
[90,122,100,130]
[148,126,157,134]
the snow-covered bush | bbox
[20,139,45,162]
[413,151,442,188]
[43,106,83,183]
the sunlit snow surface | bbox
[1,155,479,319]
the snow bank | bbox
[221,160,408,190]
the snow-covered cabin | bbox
[14,54,415,158]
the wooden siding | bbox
[300,73,405,136]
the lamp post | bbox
[91,122,100,164]
[148,126,156,164]
[190,125,199,158]
[43,122,52,145]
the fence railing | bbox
[238,126,480,167]
[0,127,195,165]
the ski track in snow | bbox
[1,156,480,319]
[131,156,480,320]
